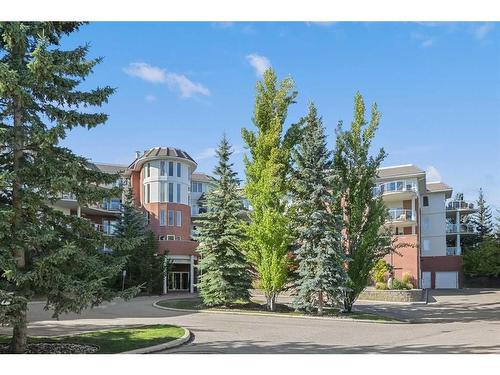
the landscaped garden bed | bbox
[358,288,424,303]
[0,324,186,354]
[155,298,399,322]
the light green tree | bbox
[241,68,300,311]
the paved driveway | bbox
[0,289,498,354]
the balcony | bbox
[373,180,418,201]
[446,200,475,211]
[446,223,476,234]
[94,223,116,236]
[446,247,462,256]
[387,208,416,223]
[97,199,121,211]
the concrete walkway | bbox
[1,290,498,353]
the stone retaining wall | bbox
[358,288,424,302]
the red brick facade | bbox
[384,234,419,287]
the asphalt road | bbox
[1,290,498,354]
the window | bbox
[160,161,166,176]
[177,162,181,177]
[159,235,166,241]
[423,240,430,252]
[423,217,430,231]
[167,235,175,241]
[145,184,150,204]
[160,182,166,202]
[168,210,174,226]
[145,211,150,225]
[146,163,150,178]
[423,196,429,207]
[175,236,181,241]
[168,161,174,176]
[192,182,202,193]
[176,183,181,203]
[160,210,166,226]
[168,182,174,202]
[176,211,182,227]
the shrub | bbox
[401,272,414,288]
[392,278,411,290]
[371,260,393,283]
[375,282,388,290]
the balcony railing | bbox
[373,180,418,196]
[446,200,475,210]
[98,199,121,211]
[446,247,461,256]
[446,223,475,234]
[387,208,416,222]
[94,223,116,236]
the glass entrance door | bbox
[168,272,190,291]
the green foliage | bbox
[472,188,493,240]
[391,278,412,290]
[374,282,388,290]
[0,22,133,352]
[241,68,299,311]
[333,92,395,312]
[113,189,165,294]
[371,259,393,283]
[289,103,347,314]
[196,135,252,307]
[401,272,413,287]
[463,236,500,278]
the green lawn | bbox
[0,324,186,354]
[156,298,399,322]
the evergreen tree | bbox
[196,135,252,306]
[113,189,165,294]
[472,188,493,240]
[290,103,347,315]
[0,22,136,353]
[241,68,300,311]
[333,92,394,312]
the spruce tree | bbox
[0,22,135,353]
[241,68,300,311]
[472,188,493,240]
[114,189,164,294]
[196,135,251,306]
[333,92,394,312]
[290,103,347,315]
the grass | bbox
[157,298,399,322]
[0,324,186,354]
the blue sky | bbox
[61,22,500,209]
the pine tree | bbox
[0,22,136,353]
[241,68,300,311]
[333,92,395,312]
[290,103,347,315]
[472,188,493,240]
[196,135,252,306]
[113,189,164,294]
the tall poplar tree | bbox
[196,135,251,306]
[241,68,300,311]
[290,103,347,315]
[0,22,135,353]
[333,92,394,312]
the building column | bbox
[163,257,169,295]
[77,205,81,217]
[189,255,195,294]
[411,197,416,234]
[456,211,461,255]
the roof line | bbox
[378,164,415,170]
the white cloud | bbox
[473,23,494,40]
[426,166,442,182]
[246,53,271,76]
[145,95,156,102]
[124,62,167,83]
[195,147,217,160]
[411,33,435,48]
[124,62,210,98]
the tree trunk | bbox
[266,292,277,311]
[317,291,324,316]
[10,306,27,353]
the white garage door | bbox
[435,272,458,289]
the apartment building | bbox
[53,149,472,292]
[377,164,476,289]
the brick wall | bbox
[384,234,419,286]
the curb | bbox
[152,300,405,324]
[121,327,191,354]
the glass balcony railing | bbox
[446,247,461,256]
[387,208,416,222]
[373,180,418,196]
[99,199,121,211]
[446,223,475,234]
[94,223,117,236]
[446,200,475,210]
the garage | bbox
[435,272,458,289]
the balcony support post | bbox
[411,198,416,234]
[456,210,461,255]
[77,205,81,218]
